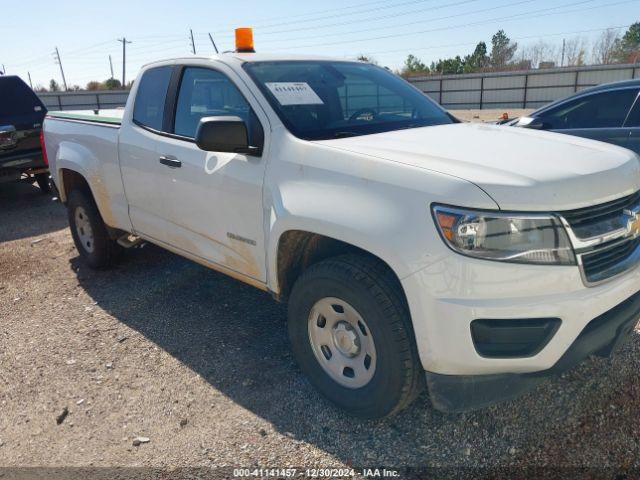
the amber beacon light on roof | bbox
[235,27,255,53]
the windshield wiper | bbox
[332,131,360,139]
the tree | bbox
[49,79,60,92]
[104,78,122,89]
[463,42,489,73]
[401,54,429,76]
[520,40,558,68]
[356,55,378,65]
[563,37,588,66]
[613,23,640,63]
[490,30,518,68]
[592,29,620,64]
[86,81,102,91]
[430,56,465,75]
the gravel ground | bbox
[0,177,639,478]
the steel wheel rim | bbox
[307,297,377,389]
[74,206,95,253]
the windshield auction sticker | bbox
[265,82,324,105]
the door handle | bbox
[159,155,182,168]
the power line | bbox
[253,0,482,38]
[275,0,631,50]
[361,24,631,56]
[124,44,192,62]
[261,0,537,44]
[126,38,190,55]
[64,40,117,57]
[219,0,405,26]
[213,0,439,32]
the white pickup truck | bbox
[43,53,640,418]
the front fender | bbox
[264,134,499,293]
[267,186,417,292]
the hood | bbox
[315,122,640,211]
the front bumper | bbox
[402,247,640,412]
[426,290,640,412]
[402,253,640,376]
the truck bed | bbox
[44,109,131,232]
[47,109,124,126]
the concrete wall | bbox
[408,63,640,110]
[38,90,129,111]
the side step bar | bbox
[117,234,143,249]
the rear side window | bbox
[0,76,44,117]
[133,66,173,130]
[538,88,638,129]
[173,67,263,146]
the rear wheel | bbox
[35,173,51,194]
[67,189,121,269]
[288,254,423,418]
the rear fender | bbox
[54,141,120,229]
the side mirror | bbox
[516,116,547,130]
[195,116,261,155]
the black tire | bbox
[67,189,121,269]
[288,254,424,419]
[35,173,51,194]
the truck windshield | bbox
[243,61,453,140]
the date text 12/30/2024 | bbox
[233,468,400,478]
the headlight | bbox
[432,205,576,265]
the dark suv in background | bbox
[0,75,50,193]
[512,79,640,154]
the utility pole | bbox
[208,33,219,54]
[561,38,566,67]
[28,72,33,88]
[117,38,132,87]
[109,55,114,79]
[53,47,68,91]
[190,29,196,55]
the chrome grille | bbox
[561,191,640,239]
[580,237,640,284]
[559,191,640,286]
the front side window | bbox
[243,61,452,140]
[623,94,640,127]
[538,88,639,130]
[132,66,173,131]
[174,67,262,145]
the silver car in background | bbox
[513,79,640,154]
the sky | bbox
[1,0,638,89]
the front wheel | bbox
[67,189,121,269]
[288,254,424,418]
